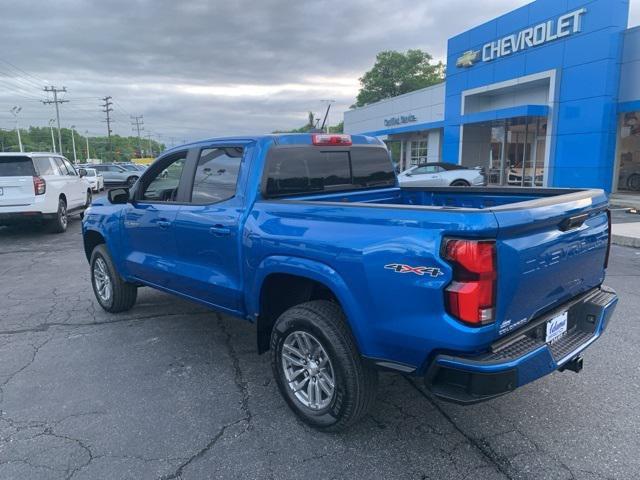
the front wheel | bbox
[450,180,470,187]
[270,300,378,432]
[90,244,137,313]
[627,174,640,191]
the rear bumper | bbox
[424,286,618,405]
[0,211,57,225]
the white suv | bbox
[0,153,92,233]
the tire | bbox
[627,174,640,191]
[48,197,68,233]
[126,176,139,187]
[270,300,378,432]
[90,244,138,313]
[450,180,470,187]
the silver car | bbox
[398,163,486,187]
[91,164,140,186]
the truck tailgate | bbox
[491,189,610,336]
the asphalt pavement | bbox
[0,217,638,479]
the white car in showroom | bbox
[0,153,92,233]
[397,162,486,187]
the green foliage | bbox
[0,126,165,163]
[354,49,445,108]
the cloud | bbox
[0,0,638,143]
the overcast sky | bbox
[0,0,638,147]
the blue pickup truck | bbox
[82,133,618,431]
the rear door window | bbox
[61,158,77,176]
[53,157,69,175]
[0,156,36,176]
[190,147,243,204]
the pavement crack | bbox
[404,377,514,480]
[159,418,245,480]
[215,313,253,426]
[0,311,213,336]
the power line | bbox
[42,86,68,153]
[101,96,113,161]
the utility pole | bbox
[49,119,56,153]
[130,115,144,156]
[85,130,90,161]
[9,106,23,152]
[42,86,68,154]
[101,96,113,161]
[145,133,154,157]
[70,125,77,163]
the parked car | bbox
[398,162,485,187]
[91,164,139,186]
[82,134,617,431]
[0,153,92,233]
[84,167,104,192]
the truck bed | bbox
[284,186,602,211]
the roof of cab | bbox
[162,133,382,155]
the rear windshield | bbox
[0,156,36,176]
[263,146,395,198]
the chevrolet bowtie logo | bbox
[456,50,480,68]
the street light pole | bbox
[49,119,56,153]
[10,106,23,152]
[70,125,77,163]
[85,130,90,161]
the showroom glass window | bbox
[410,140,428,166]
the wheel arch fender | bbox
[248,255,368,353]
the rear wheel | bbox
[270,300,378,432]
[48,198,68,233]
[90,244,137,312]
[126,176,139,187]
[450,180,470,187]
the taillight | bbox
[443,238,496,326]
[605,209,612,269]
[33,176,46,195]
[311,134,352,146]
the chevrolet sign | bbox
[456,50,480,68]
[483,8,586,62]
[457,8,587,68]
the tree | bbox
[354,49,445,108]
[0,126,164,162]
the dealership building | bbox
[343,0,640,192]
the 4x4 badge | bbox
[385,264,444,277]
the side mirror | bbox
[78,168,87,178]
[405,172,412,177]
[108,187,130,204]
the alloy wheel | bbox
[281,331,336,410]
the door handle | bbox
[209,225,231,236]
[157,219,171,229]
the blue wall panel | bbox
[443,0,629,191]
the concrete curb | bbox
[612,234,640,249]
